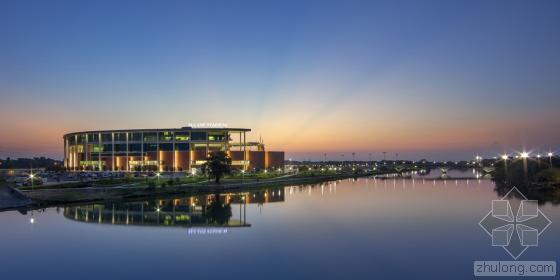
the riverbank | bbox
[8,172,373,210]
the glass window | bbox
[114,133,127,142]
[143,132,157,142]
[77,134,86,144]
[101,133,112,142]
[208,132,225,141]
[75,145,84,153]
[175,132,190,141]
[128,143,142,152]
[92,144,104,153]
[87,134,99,142]
[191,132,207,141]
[114,144,127,152]
[68,136,76,145]
[159,131,174,141]
[175,143,190,151]
[130,132,142,141]
[102,144,113,153]
[159,143,173,151]
[143,143,158,151]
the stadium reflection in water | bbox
[63,188,286,230]
[3,171,560,279]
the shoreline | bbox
[2,172,374,211]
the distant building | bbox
[63,126,284,172]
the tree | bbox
[203,192,232,225]
[202,151,232,184]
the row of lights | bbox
[499,152,553,160]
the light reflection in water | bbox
[2,169,560,280]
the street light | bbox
[501,154,508,160]
[520,152,529,159]
[29,173,35,190]
[155,172,161,183]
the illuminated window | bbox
[159,131,174,141]
[175,132,189,141]
[92,145,104,153]
[208,132,225,141]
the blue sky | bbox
[1,0,559,160]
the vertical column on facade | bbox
[238,131,242,170]
[63,137,67,169]
[156,131,160,172]
[140,132,144,172]
[243,131,247,171]
[126,132,129,172]
[74,134,78,171]
[111,132,115,172]
[172,131,177,172]
[206,131,209,160]
[98,133,101,171]
[224,130,228,152]
[85,133,88,164]
[189,135,193,171]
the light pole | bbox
[501,154,508,183]
[520,151,529,183]
[29,173,34,191]
[156,172,161,184]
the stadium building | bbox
[63,125,284,172]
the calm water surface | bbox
[1,170,559,279]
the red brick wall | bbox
[266,151,285,169]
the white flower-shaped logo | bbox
[479,187,551,259]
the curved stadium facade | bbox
[63,126,284,172]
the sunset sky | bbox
[1,0,559,161]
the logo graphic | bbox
[479,187,551,259]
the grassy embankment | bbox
[20,169,373,191]
[20,171,369,205]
